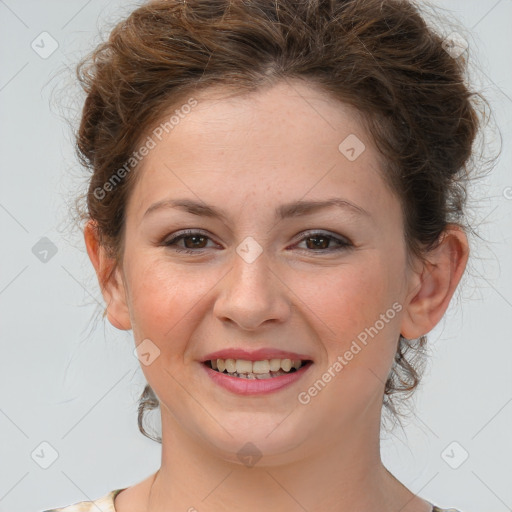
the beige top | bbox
[42,489,124,512]
[41,488,463,512]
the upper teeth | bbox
[212,358,303,374]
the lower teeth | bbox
[220,368,297,379]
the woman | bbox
[44,0,486,510]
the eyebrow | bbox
[143,197,370,221]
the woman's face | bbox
[106,80,419,462]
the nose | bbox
[213,248,291,331]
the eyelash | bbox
[162,229,352,255]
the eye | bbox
[162,229,353,255]
[162,229,217,254]
[293,231,352,253]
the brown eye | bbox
[305,234,330,250]
[296,232,352,253]
[181,234,208,249]
[163,230,216,254]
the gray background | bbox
[1,1,511,511]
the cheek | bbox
[297,252,401,361]
[320,261,386,322]
[295,258,402,411]
[125,256,222,354]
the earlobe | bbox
[400,226,469,340]
[83,220,132,331]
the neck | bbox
[144,404,431,512]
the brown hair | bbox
[74,0,489,442]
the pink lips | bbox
[200,347,314,394]
[201,348,313,363]
[201,361,313,395]
[200,347,314,395]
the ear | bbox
[84,220,132,330]
[400,225,469,340]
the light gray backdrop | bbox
[1,1,511,511]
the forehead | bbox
[126,80,398,225]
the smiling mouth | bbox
[204,359,313,379]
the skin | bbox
[85,79,469,512]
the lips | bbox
[201,356,314,395]
[201,348,314,363]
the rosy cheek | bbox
[126,264,176,330]
[321,271,394,349]
[126,262,210,344]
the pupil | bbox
[185,235,206,249]
[307,236,328,249]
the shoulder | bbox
[41,489,125,512]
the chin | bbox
[199,419,313,468]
